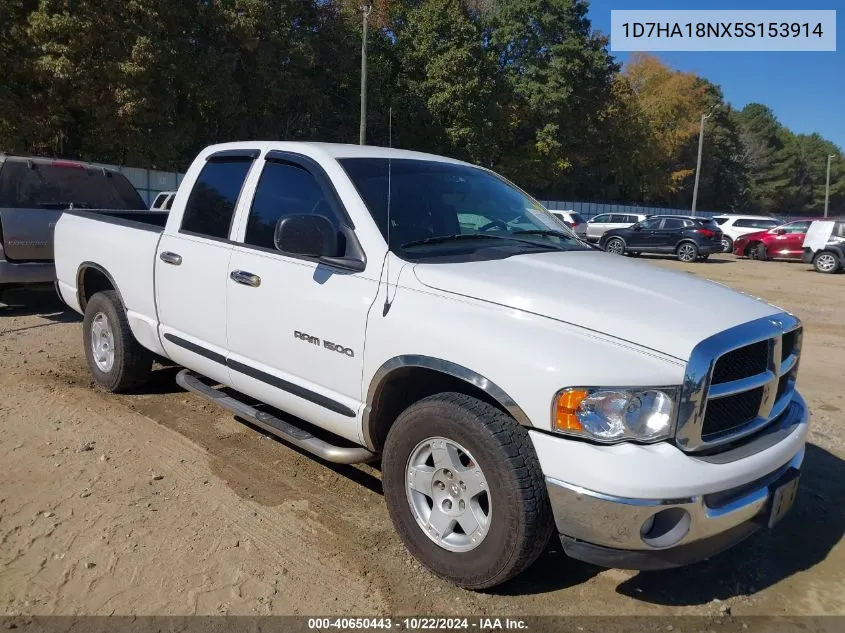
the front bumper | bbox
[0,259,56,285]
[543,394,808,570]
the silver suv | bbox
[585,212,648,243]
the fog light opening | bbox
[640,508,691,549]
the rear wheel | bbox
[605,237,625,255]
[813,251,840,274]
[382,393,554,589]
[83,290,153,392]
[720,236,733,253]
[676,241,699,262]
[755,243,769,261]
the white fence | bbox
[93,162,185,206]
[541,200,720,221]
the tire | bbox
[82,290,153,392]
[604,237,626,255]
[813,251,841,274]
[755,243,769,261]
[720,236,733,253]
[382,393,554,590]
[676,241,699,262]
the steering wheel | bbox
[478,219,508,232]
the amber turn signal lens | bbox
[554,388,589,432]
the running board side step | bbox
[175,369,377,465]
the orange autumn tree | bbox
[623,53,715,203]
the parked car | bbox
[585,212,649,243]
[732,219,813,261]
[802,219,845,273]
[711,214,780,253]
[55,142,807,589]
[550,210,587,238]
[600,215,723,262]
[150,190,176,211]
[0,154,148,295]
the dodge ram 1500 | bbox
[54,142,809,589]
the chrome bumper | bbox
[547,400,807,568]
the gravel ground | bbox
[1,253,843,620]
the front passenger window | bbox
[245,160,341,251]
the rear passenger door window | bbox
[180,158,253,240]
[156,151,258,386]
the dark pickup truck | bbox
[0,154,151,293]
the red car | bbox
[732,219,814,261]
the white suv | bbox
[150,191,176,211]
[549,210,587,238]
[585,212,648,243]
[712,215,780,253]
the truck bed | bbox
[63,209,169,231]
[54,210,166,355]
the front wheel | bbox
[604,237,626,255]
[382,393,554,589]
[83,290,153,392]
[755,243,769,261]
[676,241,699,262]
[813,251,841,274]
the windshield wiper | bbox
[400,233,563,250]
[513,229,577,240]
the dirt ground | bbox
[1,253,844,619]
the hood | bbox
[412,251,781,360]
[735,229,771,242]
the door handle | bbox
[159,251,182,265]
[230,270,261,287]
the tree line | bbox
[1,0,842,215]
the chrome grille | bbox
[702,387,763,438]
[711,340,769,384]
[675,315,802,452]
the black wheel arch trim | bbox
[362,355,532,451]
[76,262,126,311]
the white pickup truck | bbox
[54,142,809,589]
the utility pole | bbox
[359,2,372,146]
[824,154,835,218]
[691,105,717,217]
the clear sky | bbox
[587,0,844,151]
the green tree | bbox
[392,0,497,163]
[482,0,619,197]
[0,0,39,153]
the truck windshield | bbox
[0,160,147,210]
[339,158,590,258]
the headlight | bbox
[553,387,678,443]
